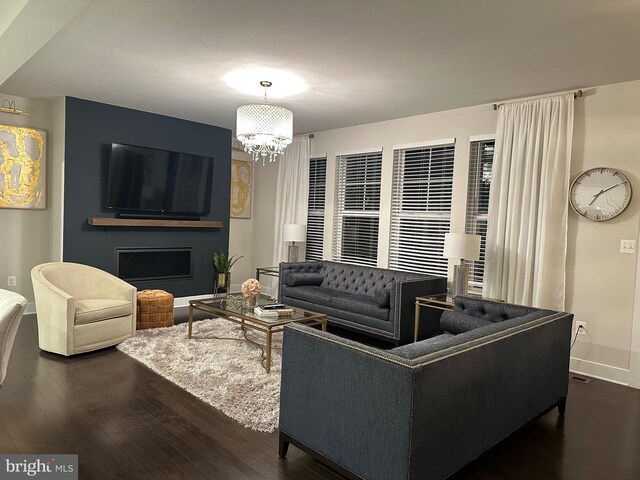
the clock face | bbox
[569,168,632,221]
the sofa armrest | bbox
[392,276,447,344]
[31,274,75,353]
[278,261,323,299]
[280,323,414,480]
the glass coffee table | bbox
[188,294,327,373]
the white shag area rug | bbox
[117,319,281,432]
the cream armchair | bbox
[31,262,136,356]
[0,289,27,386]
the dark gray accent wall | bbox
[63,97,231,297]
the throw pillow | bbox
[285,272,324,287]
[440,310,494,335]
[374,288,391,307]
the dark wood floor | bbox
[2,315,639,480]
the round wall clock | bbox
[569,167,632,222]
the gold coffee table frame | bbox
[188,295,327,373]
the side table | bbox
[256,266,279,282]
[414,294,451,342]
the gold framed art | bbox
[230,159,252,218]
[0,124,47,209]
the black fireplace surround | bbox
[62,97,231,297]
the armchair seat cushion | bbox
[75,299,133,325]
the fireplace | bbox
[115,247,193,282]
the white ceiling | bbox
[2,0,640,134]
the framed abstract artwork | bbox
[230,159,252,218]
[0,124,46,209]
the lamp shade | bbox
[236,104,293,144]
[283,224,306,243]
[443,233,481,260]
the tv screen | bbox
[107,143,214,217]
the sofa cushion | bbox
[440,310,494,334]
[374,288,391,307]
[282,285,336,305]
[75,299,133,325]
[285,272,324,287]
[389,333,456,359]
[331,293,389,321]
[280,295,393,333]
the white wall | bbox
[228,149,280,297]
[228,149,254,291]
[253,79,640,386]
[251,158,279,296]
[0,93,64,312]
[567,80,640,384]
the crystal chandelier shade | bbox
[235,82,293,165]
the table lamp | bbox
[283,224,306,262]
[443,233,481,297]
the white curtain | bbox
[272,136,310,266]
[483,94,574,310]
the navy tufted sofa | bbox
[278,261,446,345]
[279,296,573,480]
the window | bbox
[465,139,495,288]
[305,157,326,261]
[332,150,382,266]
[389,142,455,276]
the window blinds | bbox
[465,140,495,287]
[332,150,382,266]
[389,144,455,276]
[305,157,327,261]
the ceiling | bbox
[2,0,640,134]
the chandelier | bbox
[236,81,293,165]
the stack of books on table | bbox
[254,304,293,318]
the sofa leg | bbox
[557,396,567,416]
[279,432,289,458]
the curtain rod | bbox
[493,89,583,111]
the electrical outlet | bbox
[620,240,636,254]
[576,321,587,335]
[7,275,16,287]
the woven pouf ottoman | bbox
[136,289,174,329]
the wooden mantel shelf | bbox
[88,217,223,228]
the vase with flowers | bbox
[241,278,261,308]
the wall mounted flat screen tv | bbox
[107,143,214,217]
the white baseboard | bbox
[570,356,631,387]
[173,294,215,308]
[25,302,36,315]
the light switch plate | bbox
[620,240,637,254]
